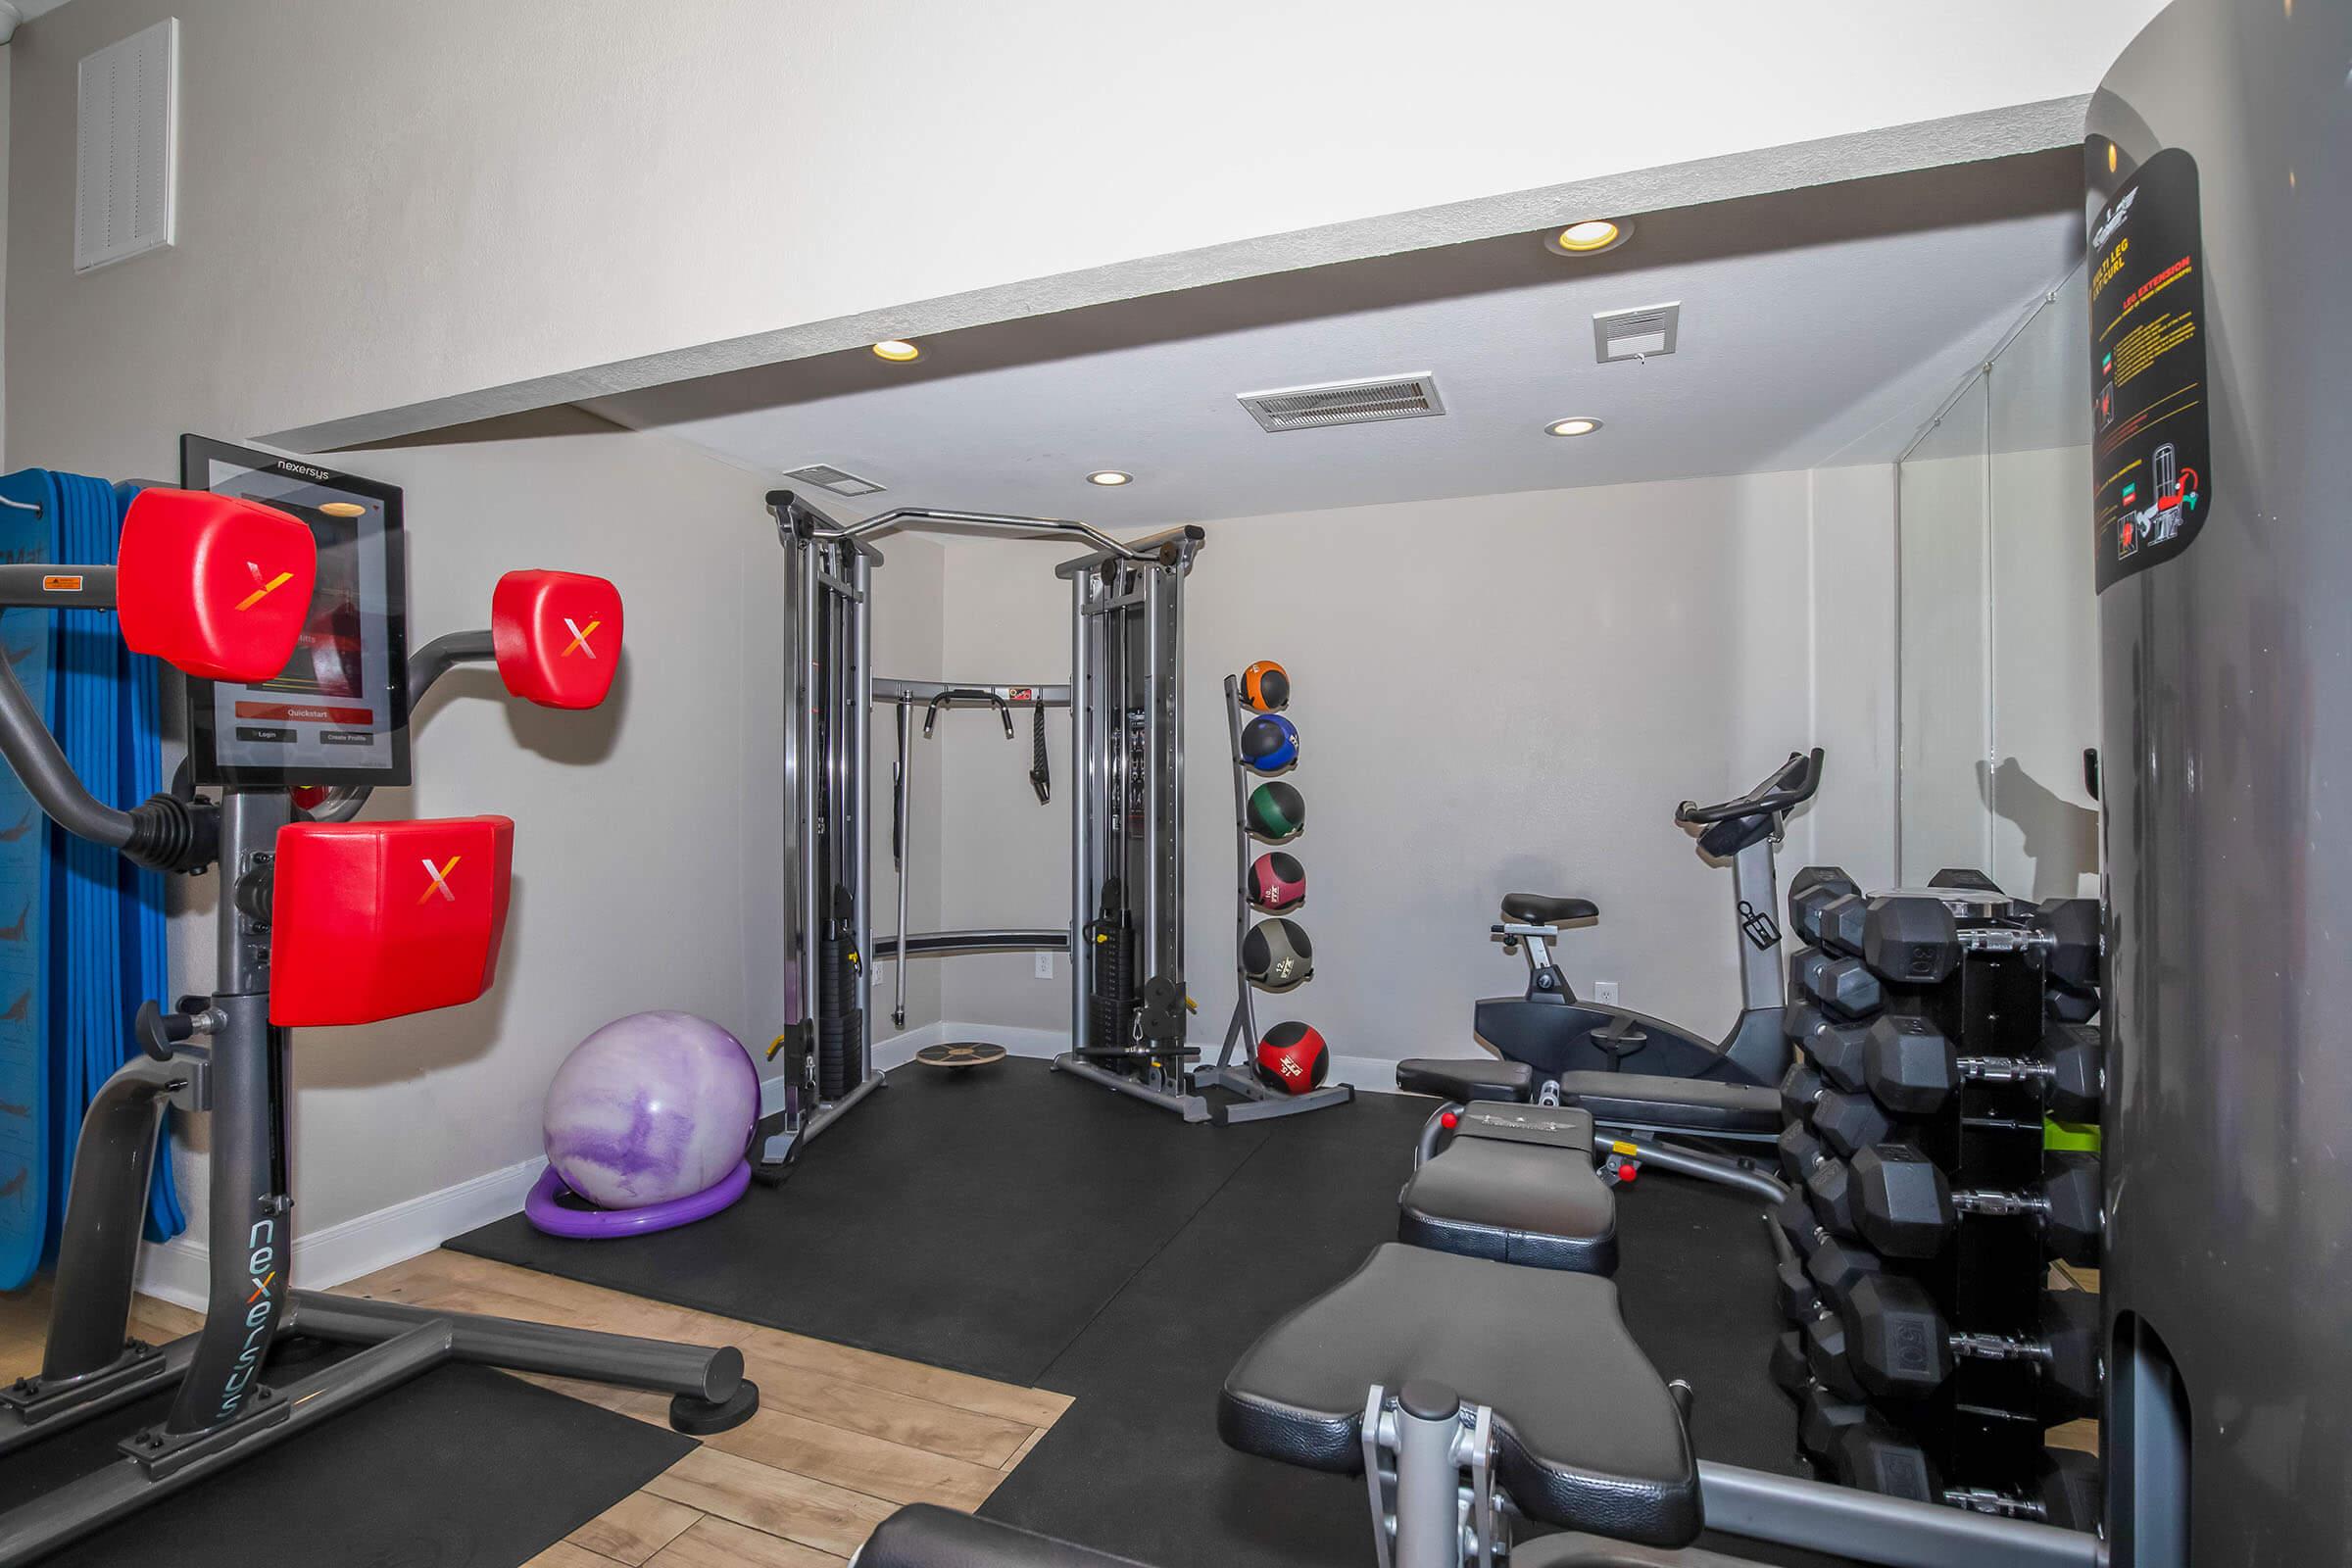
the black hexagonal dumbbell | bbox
[1800,1307,1866,1401]
[2045,986,2100,1025]
[1771,1329,1810,1397]
[1811,1088,1900,1158]
[1780,1060,1828,1125]
[1787,865,1860,947]
[1786,1002,1871,1092]
[1779,1121,1830,1183]
[1775,1196,1883,1316]
[1776,1251,1822,1322]
[1804,1153,1862,1237]
[1817,891,1870,959]
[1795,1382,1867,1471]
[1800,954,1885,1021]
[1863,1013,2104,1122]
[1851,1143,2103,1265]
[1860,894,1963,985]
[1841,1272,2102,1421]
[1835,1420,2100,1529]
[1804,1235,1885,1313]
[2034,896,2101,995]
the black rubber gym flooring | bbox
[0,1348,691,1567]
[455,1057,1835,1567]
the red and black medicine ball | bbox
[1249,851,1306,912]
[1254,1022,1330,1095]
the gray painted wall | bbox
[1,16,953,1240]
[6,0,2158,450]
[919,467,1897,1068]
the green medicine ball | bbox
[1247,781,1305,841]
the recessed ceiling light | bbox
[1085,469,1133,486]
[1546,219,1628,257]
[1545,417,1604,438]
[871,339,921,362]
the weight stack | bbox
[816,931,858,1101]
[1087,906,1137,1052]
[1772,868,2106,1533]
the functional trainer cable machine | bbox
[761,492,1263,1149]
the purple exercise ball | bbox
[543,1010,759,1210]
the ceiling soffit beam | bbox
[267,94,2088,455]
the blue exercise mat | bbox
[0,469,183,1291]
[0,470,57,1291]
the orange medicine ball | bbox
[1242,661,1290,712]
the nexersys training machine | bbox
[0,460,755,1567]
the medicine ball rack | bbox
[1206,673,1352,1119]
[764,494,1231,1160]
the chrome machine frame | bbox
[762,496,1212,1154]
[1051,523,1221,1118]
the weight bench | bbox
[1221,1242,1704,1559]
[1398,1102,1618,1272]
[1397,1056,1781,1138]
[1396,1059,1788,1206]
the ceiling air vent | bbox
[1235,373,1445,433]
[781,463,888,498]
[1592,303,1681,364]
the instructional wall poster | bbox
[2087,147,2213,591]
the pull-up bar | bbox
[811,505,1155,564]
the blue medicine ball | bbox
[1241,714,1299,773]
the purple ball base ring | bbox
[523,1158,752,1239]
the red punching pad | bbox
[269,816,515,1027]
[491,570,623,709]
[116,488,318,681]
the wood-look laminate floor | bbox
[0,1250,1070,1568]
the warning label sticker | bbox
[2088,148,2212,592]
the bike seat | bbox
[1501,894,1599,925]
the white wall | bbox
[5,0,2159,448]
[916,467,1897,1073]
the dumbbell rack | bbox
[1193,672,1351,1122]
[1774,870,2105,1528]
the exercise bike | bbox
[1393,752,1822,1145]
[1475,749,1822,1088]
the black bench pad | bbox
[1396,1055,1534,1102]
[1219,1244,1702,1547]
[861,1503,1151,1567]
[1399,1120,1617,1273]
[1552,1071,1780,1135]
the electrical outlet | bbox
[1035,952,1054,980]
[1593,980,1619,1005]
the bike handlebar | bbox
[1675,748,1825,825]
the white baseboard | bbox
[135,1025,1402,1312]
[133,1154,548,1310]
